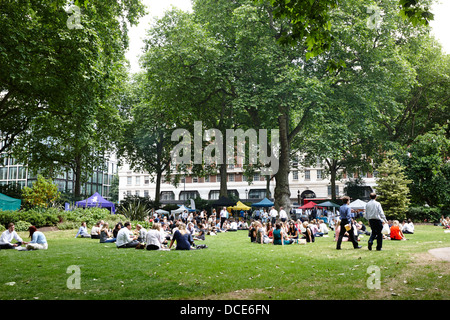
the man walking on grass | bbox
[365,193,388,251]
[336,196,361,250]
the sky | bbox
[125,0,450,74]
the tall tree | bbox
[1,0,145,197]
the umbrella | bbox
[228,201,251,211]
[316,201,340,208]
[349,199,367,209]
[299,201,317,209]
[155,209,169,215]
[251,197,274,207]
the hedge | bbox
[406,206,450,223]
[0,207,126,229]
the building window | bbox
[228,174,234,182]
[160,191,175,200]
[192,176,198,183]
[317,170,323,180]
[204,175,210,182]
[253,173,260,182]
[327,185,339,197]
[248,189,269,199]
[179,191,200,201]
[127,176,132,185]
[209,190,220,200]
[9,167,17,180]
[135,176,140,185]
[304,170,310,180]
[135,190,140,196]
[0,167,8,180]
[292,171,298,180]
[144,190,149,198]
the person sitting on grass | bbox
[90,221,101,239]
[390,220,406,240]
[116,221,139,248]
[194,223,206,241]
[287,221,299,241]
[301,221,315,243]
[0,223,26,249]
[146,223,166,250]
[136,224,147,243]
[99,222,116,243]
[26,226,48,250]
[401,219,414,234]
[169,223,195,250]
[256,221,272,244]
[75,222,91,238]
[273,223,293,245]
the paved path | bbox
[428,247,450,262]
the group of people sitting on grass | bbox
[0,222,48,251]
[439,216,450,229]
[248,219,330,245]
[332,217,413,243]
[74,211,225,250]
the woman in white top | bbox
[146,223,164,250]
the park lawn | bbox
[0,225,448,300]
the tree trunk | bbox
[74,154,82,199]
[154,170,162,208]
[274,113,291,212]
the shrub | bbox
[407,206,442,223]
[14,220,32,232]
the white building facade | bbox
[118,161,377,205]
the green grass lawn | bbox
[0,225,449,300]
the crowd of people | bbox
[1,195,422,252]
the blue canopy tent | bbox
[75,192,115,214]
[251,197,274,207]
[0,193,21,211]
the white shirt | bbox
[220,209,227,218]
[279,210,287,219]
[116,228,133,247]
[91,226,101,235]
[0,229,23,245]
[365,199,387,221]
[230,222,238,230]
[146,229,163,248]
[270,209,278,218]
[319,223,329,234]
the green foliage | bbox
[404,125,450,208]
[14,220,32,232]
[406,206,447,223]
[375,155,412,220]
[117,198,152,222]
[21,175,60,209]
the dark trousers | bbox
[336,219,359,249]
[368,219,383,250]
[0,242,22,250]
[118,240,139,248]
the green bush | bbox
[407,206,443,223]
[14,220,32,232]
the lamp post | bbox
[297,190,301,205]
[245,188,248,200]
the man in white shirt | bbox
[220,207,228,228]
[116,222,139,248]
[0,223,26,249]
[269,206,278,225]
[365,193,387,251]
[279,206,288,222]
